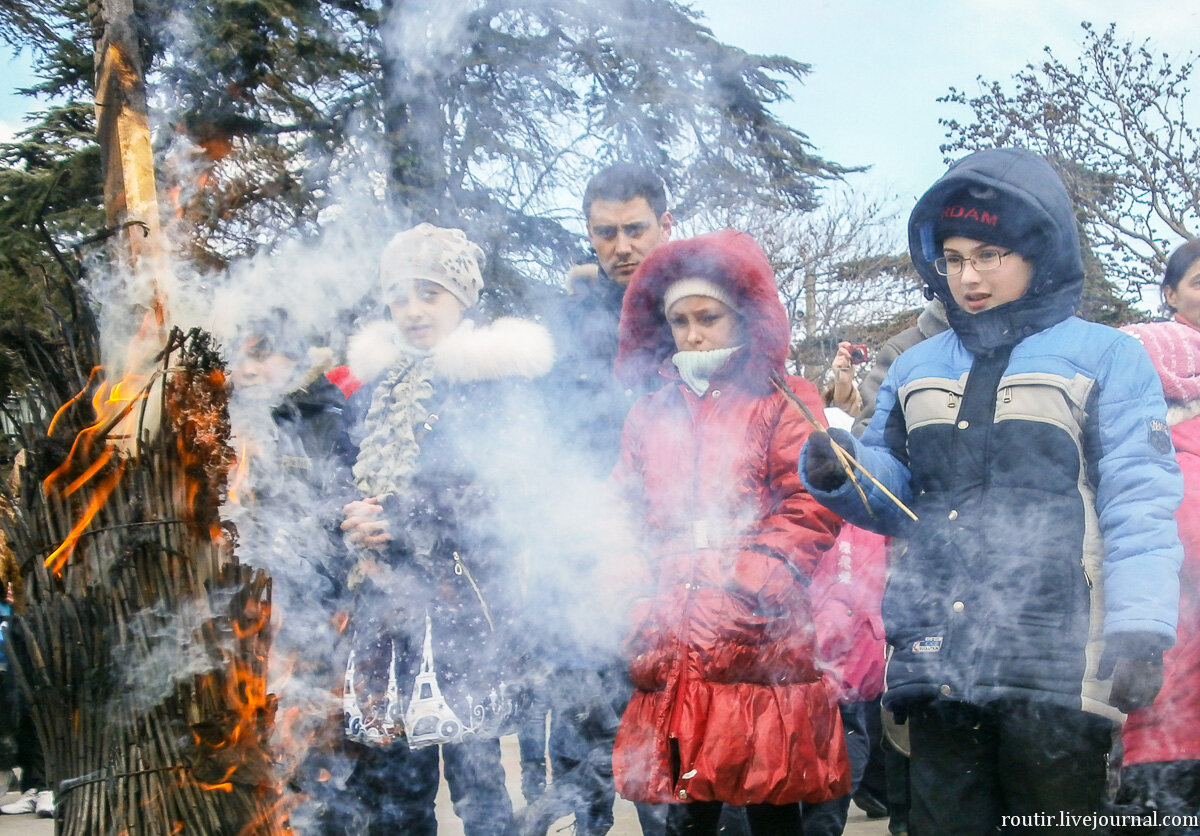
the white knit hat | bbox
[379,223,485,308]
[662,277,739,314]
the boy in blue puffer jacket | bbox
[799,148,1184,834]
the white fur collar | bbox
[347,317,555,385]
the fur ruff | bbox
[347,317,554,386]
[616,229,789,391]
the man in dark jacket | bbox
[521,164,673,836]
[800,148,1184,834]
[543,163,674,472]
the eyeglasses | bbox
[933,249,1014,277]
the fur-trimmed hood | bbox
[347,317,555,386]
[616,229,790,391]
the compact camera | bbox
[848,344,869,365]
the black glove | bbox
[1099,631,1167,713]
[804,430,848,492]
[1108,656,1164,713]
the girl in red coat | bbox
[1117,238,1200,834]
[610,229,850,835]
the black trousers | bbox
[665,800,800,836]
[907,699,1115,835]
[1111,759,1200,836]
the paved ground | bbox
[0,737,892,834]
[0,789,52,834]
[434,735,890,835]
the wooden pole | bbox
[88,0,167,285]
[89,0,171,443]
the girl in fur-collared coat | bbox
[336,224,554,836]
[611,230,849,835]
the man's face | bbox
[586,197,673,286]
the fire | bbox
[34,322,286,832]
[40,306,169,574]
[41,371,152,573]
[43,460,126,575]
[228,443,253,506]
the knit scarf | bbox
[672,346,742,396]
[352,352,435,497]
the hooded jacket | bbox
[1120,318,1200,765]
[801,149,1183,723]
[611,230,848,806]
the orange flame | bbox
[41,358,156,575]
[198,781,235,794]
[47,366,104,437]
[44,459,127,574]
[228,443,252,506]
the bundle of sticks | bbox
[2,327,284,835]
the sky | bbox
[2,2,1198,213]
[692,0,1200,206]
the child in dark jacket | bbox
[338,223,555,836]
[800,148,1184,835]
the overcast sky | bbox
[2,2,1198,207]
[692,0,1200,205]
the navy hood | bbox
[908,148,1084,354]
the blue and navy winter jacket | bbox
[801,149,1184,720]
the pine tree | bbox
[0,0,848,319]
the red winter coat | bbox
[1121,413,1200,765]
[810,524,887,704]
[610,230,850,806]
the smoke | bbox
[57,0,864,830]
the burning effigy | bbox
[1,310,285,834]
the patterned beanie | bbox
[379,223,485,308]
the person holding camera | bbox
[823,341,867,419]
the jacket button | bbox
[948,509,958,520]
[940,684,952,696]
[711,389,721,397]
[952,601,965,613]
[957,420,969,429]
[678,789,689,800]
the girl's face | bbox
[1165,259,1200,330]
[388,279,466,349]
[667,295,742,352]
